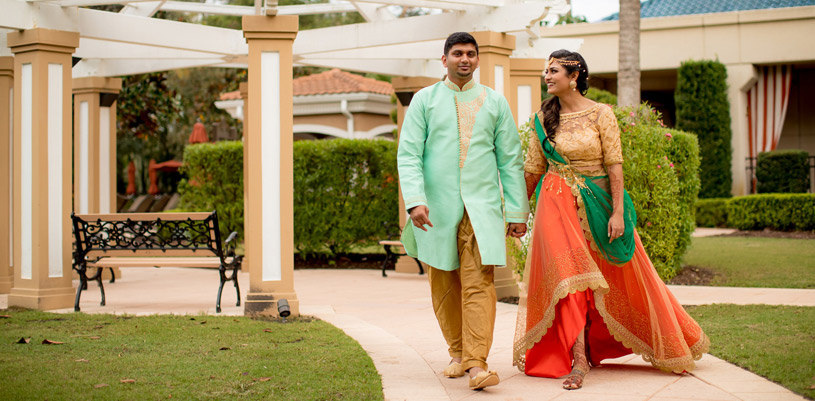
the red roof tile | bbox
[219,69,394,100]
[294,69,394,96]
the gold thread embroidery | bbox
[444,77,477,92]
[455,89,487,168]
[593,290,710,373]
[511,247,608,371]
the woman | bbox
[512,50,709,390]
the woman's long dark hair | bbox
[541,50,589,141]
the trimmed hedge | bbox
[178,141,244,242]
[695,198,729,227]
[727,194,815,231]
[510,104,700,281]
[675,60,732,198]
[756,150,810,193]
[585,87,618,105]
[293,139,399,257]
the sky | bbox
[570,0,622,22]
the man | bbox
[397,32,529,390]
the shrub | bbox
[727,194,815,231]
[585,87,618,105]
[509,105,700,281]
[616,105,682,279]
[695,198,729,227]
[756,150,810,194]
[293,139,399,257]
[178,141,244,242]
[675,60,732,198]
[665,128,701,261]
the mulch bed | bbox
[720,229,815,240]
[667,265,719,286]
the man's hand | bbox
[409,205,433,232]
[506,222,527,238]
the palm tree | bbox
[617,0,641,107]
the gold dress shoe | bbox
[443,361,464,378]
[469,370,499,390]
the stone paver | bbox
[0,267,809,401]
[691,228,738,237]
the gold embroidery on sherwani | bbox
[455,89,487,168]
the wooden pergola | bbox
[0,0,580,316]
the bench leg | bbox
[108,267,115,283]
[381,245,392,277]
[216,268,227,313]
[232,270,241,307]
[413,257,424,275]
[96,274,106,307]
[74,272,86,312]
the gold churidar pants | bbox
[427,210,497,372]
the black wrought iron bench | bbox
[378,240,424,277]
[72,211,242,313]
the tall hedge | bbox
[675,60,732,198]
[756,150,810,193]
[178,141,244,242]
[509,105,700,281]
[293,139,399,257]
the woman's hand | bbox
[608,212,625,243]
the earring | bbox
[569,81,577,91]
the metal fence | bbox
[745,155,815,194]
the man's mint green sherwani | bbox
[398,78,529,271]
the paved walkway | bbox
[1,267,811,401]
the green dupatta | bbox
[533,113,637,265]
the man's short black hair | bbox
[444,32,479,56]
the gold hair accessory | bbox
[548,57,581,68]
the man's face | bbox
[442,43,479,81]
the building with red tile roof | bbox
[217,69,397,140]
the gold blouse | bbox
[524,103,623,175]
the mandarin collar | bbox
[444,77,477,92]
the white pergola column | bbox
[392,76,438,274]
[471,31,515,101]
[471,31,519,299]
[72,77,122,215]
[726,63,758,196]
[509,58,545,126]
[7,28,79,310]
[72,77,122,281]
[0,57,13,294]
[242,15,300,317]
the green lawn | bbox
[0,309,383,400]
[682,236,815,288]
[686,304,815,400]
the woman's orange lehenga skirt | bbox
[512,171,709,378]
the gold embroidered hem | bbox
[512,270,608,371]
[594,289,710,373]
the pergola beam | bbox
[78,7,247,55]
[158,1,359,16]
[294,2,555,55]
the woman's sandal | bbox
[562,367,586,390]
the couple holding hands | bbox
[397,32,708,391]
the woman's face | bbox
[544,61,578,97]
